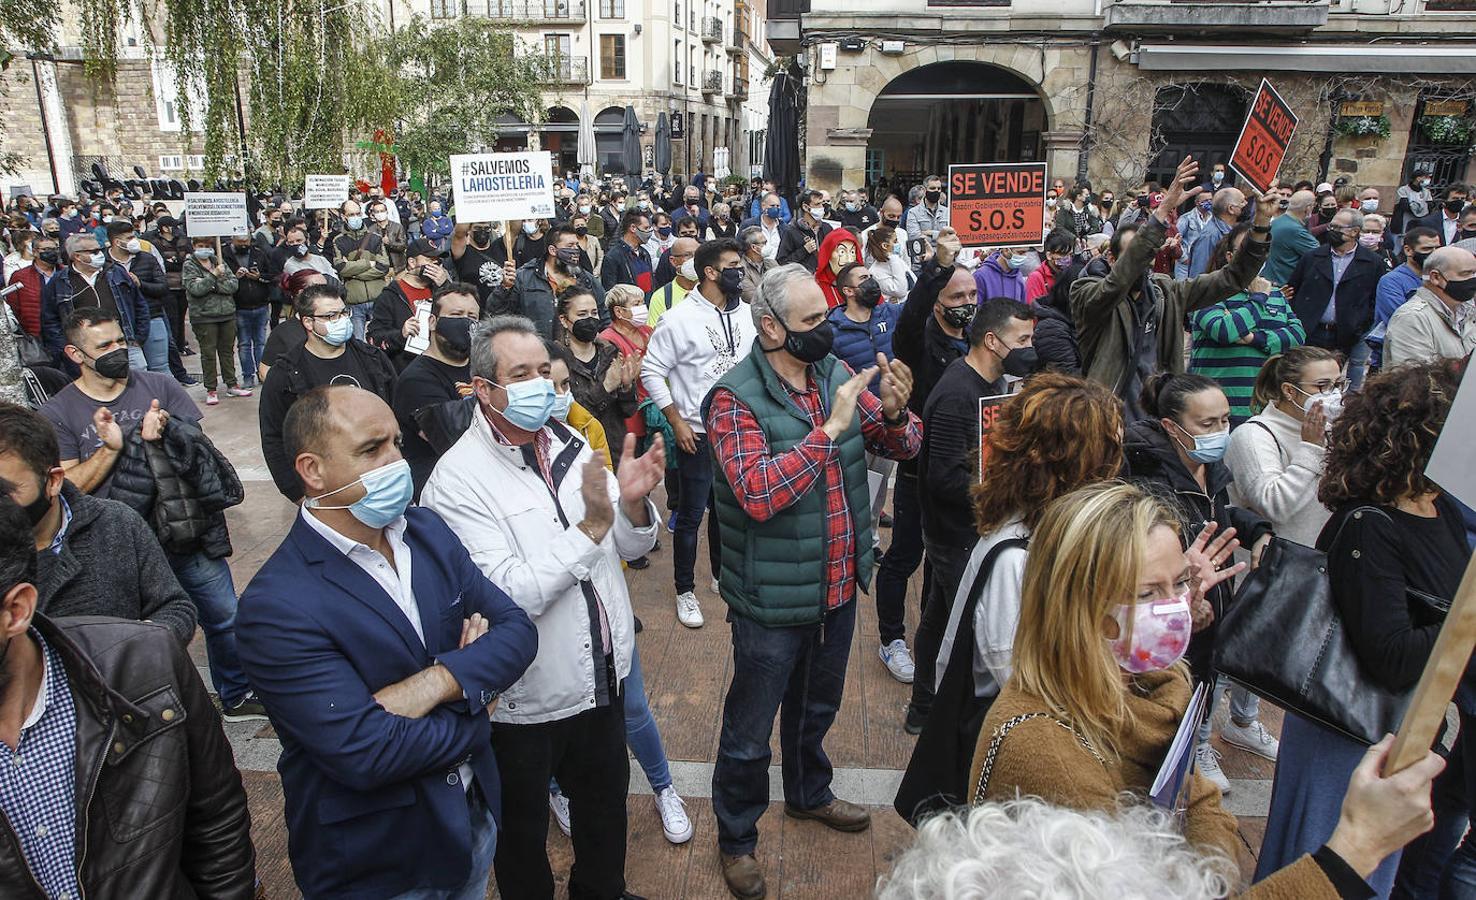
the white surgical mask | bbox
[679,258,698,281]
[1360,199,1379,213]
[628,303,648,326]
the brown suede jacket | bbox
[969,664,1348,899]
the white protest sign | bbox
[182,192,249,238]
[304,175,351,210]
[450,151,555,224]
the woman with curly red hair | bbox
[1257,358,1470,897]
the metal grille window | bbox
[599,0,624,15]
[430,0,458,18]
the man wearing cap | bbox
[369,238,454,372]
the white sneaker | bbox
[879,639,915,684]
[710,576,721,594]
[1195,743,1231,795]
[676,591,704,628]
[654,785,694,844]
[548,787,572,836]
[1220,719,1280,761]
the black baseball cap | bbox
[406,238,446,259]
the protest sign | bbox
[1387,373,1476,773]
[1230,79,1298,195]
[304,174,351,210]
[450,151,555,224]
[8,184,33,198]
[182,192,249,238]
[977,393,1011,481]
[948,163,1048,249]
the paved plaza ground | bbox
[187,373,1278,898]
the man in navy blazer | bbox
[1286,207,1387,359]
[237,385,537,900]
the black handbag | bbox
[1215,506,1427,746]
[894,536,1028,826]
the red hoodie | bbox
[815,228,862,308]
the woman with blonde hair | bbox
[898,373,1124,821]
[969,482,1242,846]
[966,480,1439,896]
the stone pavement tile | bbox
[242,770,296,898]
[644,625,734,764]
[678,802,786,900]
[1239,816,1269,885]
[776,806,893,899]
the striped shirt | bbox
[1189,290,1306,425]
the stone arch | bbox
[807,44,1077,194]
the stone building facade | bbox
[771,0,1476,203]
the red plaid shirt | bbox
[705,365,921,611]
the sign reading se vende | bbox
[948,163,1048,249]
[1230,79,1298,195]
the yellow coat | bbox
[566,401,612,469]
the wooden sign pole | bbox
[503,221,514,264]
[1388,555,1476,774]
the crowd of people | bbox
[0,151,1473,900]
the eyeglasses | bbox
[307,309,351,322]
[1297,379,1349,393]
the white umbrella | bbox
[578,100,597,178]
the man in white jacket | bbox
[640,237,756,629]
[421,315,665,900]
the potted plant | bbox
[1419,115,1473,146]
[1333,115,1392,139]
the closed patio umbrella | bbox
[621,105,641,176]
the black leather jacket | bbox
[0,615,255,898]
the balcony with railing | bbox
[701,16,724,43]
[702,70,723,94]
[727,76,749,100]
[766,0,807,52]
[530,54,591,84]
[468,0,585,23]
[1103,0,1329,31]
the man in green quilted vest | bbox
[701,263,922,900]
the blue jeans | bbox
[1348,337,1373,391]
[349,302,372,342]
[673,434,720,594]
[127,344,148,372]
[235,307,269,383]
[551,646,673,795]
[167,551,250,706]
[1197,677,1261,744]
[143,316,170,373]
[390,792,497,900]
[713,600,857,856]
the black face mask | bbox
[569,317,602,343]
[993,341,1040,378]
[574,225,588,237]
[1463,228,1476,240]
[853,276,883,308]
[471,227,491,245]
[292,244,308,257]
[882,217,901,230]
[772,318,834,364]
[1412,250,1433,269]
[38,249,60,265]
[1440,275,1476,303]
[941,303,976,330]
[1319,208,1337,219]
[924,190,941,204]
[87,347,131,380]
[719,266,744,298]
[1448,198,1468,214]
[22,479,52,526]
[435,316,474,357]
[555,247,582,270]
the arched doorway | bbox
[866,61,1047,199]
[595,106,628,174]
[540,106,580,178]
[1148,83,1249,188]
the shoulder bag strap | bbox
[973,712,1106,804]
[1249,420,1284,462]
[947,536,1030,676]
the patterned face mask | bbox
[1108,592,1192,674]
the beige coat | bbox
[1385,286,1476,365]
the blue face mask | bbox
[304,459,413,528]
[491,377,556,431]
[1007,254,1029,270]
[320,316,354,346]
[346,215,364,230]
[1175,424,1230,464]
[763,207,781,220]
[550,390,573,421]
